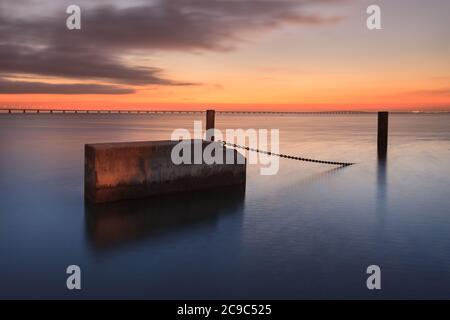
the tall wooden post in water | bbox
[377,111,389,159]
[206,109,215,141]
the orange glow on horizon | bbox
[2,62,449,111]
[1,1,449,112]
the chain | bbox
[219,141,355,167]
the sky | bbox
[0,0,449,111]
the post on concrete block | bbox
[206,109,215,141]
[377,111,389,159]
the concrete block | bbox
[85,140,246,203]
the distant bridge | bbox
[0,108,374,115]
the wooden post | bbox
[206,109,215,141]
[377,111,389,159]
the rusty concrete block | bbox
[85,140,246,203]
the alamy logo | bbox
[66,5,81,30]
[366,5,382,30]
[366,265,381,290]
[66,265,81,290]
[171,121,280,175]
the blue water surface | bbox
[0,113,449,299]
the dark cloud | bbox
[13,0,345,52]
[58,0,343,51]
[0,44,195,85]
[0,78,134,94]
[0,0,345,94]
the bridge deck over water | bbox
[0,108,375,115]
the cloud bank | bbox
[0,78,135,94]
[0,0,345,94]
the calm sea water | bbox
[0,113,449,299]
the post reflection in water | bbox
[84,185,246,250]
[376,158,388,227]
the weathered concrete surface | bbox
[85,140,246,203]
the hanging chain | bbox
[219,141,355,167]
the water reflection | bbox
[376,158,388,227]
[84,185,246,250]
[2,114,450,298]
[297,166,350,185]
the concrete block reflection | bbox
[84,184,245,250]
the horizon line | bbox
[1,107,449,114]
